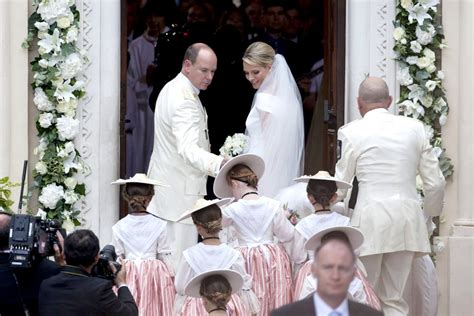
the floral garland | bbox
[24,0,88,230]
[393,0,453,178]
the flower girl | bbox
[214,154,295,316]
[110,173,175,316]
[174,198,260,316]
[291,171,380,310]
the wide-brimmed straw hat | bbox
[176,198,233,222]
[184,269,244,298]
[213,154,265,198]
[295,171,352,190]
[111,173,168,187]
[305,225,364,252]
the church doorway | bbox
[118,0,346,216]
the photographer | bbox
[0,211,62,316]
[38,229,138,316]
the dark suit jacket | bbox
[0,253,60,316]
[38,265,138,316]
[270,295,384,316]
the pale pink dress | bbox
[222,196,295,316]
[111,214,175,316]
[291,211,381,310]
[174,243,260,316]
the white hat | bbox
[295,171,352,190]
[305,225,364,252]
[176,198,233,222]
[184,269,244,298]
[111,173,168,187]
[213,154,265,198]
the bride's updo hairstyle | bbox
[199,274,232,311]
[242,41,275,67]
[227,164,259,189]
[191,205,223,235]
[306,179,337,211]
[122,183,154,213]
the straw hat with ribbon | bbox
[213,154,265,198]
[176,198,233,222]
[305,225,364,252]
[294,170,352,190]
[184,269,244,298]
[111,173,168,187]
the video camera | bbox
[9,214,62,268]
[93,244,122,281]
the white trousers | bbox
[166,221,197,270]
[403,255,438,316]
[361,251,415,316]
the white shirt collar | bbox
[177,72,200,95]
[363,107,390,118]
[313,292,349,316]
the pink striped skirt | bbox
[354,268,382,311]
[180,293,248,316]
[238,243,293,316]
[123,259,175,316]
[293,260,312,300]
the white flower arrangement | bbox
[393,0,453,178]
[24,0,88,227]
[219,133,249,158]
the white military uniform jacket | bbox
[335,108,445,256]
[147,73,223,221]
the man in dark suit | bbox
[271,233,383,316]
[38,229,138,316]
[0,211,61,316]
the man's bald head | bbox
[357,77,392,116]
[182,43,217,90]
[0,212,12,250]
[183,43,215,65]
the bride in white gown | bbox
[242,42,305,197]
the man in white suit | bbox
[335,77,445,316]
[147,43,224,267]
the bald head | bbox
[183,43,215,65]
[357,77,392,116]
[0,212,12,250]
[182,43,217,90]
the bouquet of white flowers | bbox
[219,133,249,157]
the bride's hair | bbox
[122,183,154,213]
[227,164,259,189]
[199,274,232,310]
[242,41,275,67]
[306,179,337,210]
[191,205,223,234]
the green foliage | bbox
[0,177,20,213]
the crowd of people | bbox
[125,0,323,178]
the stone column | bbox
[0,1,29,206]
[437,1,474,315]
[71,0,121,243]
[345,0,397,122]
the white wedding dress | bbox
[245,54,305,197]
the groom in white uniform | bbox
[335,77,445,316]
[147,43,224,267]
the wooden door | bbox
[304,0,346,174]
[326,0,346,172]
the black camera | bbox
[9,214,63,268]
[93,245,122,280]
